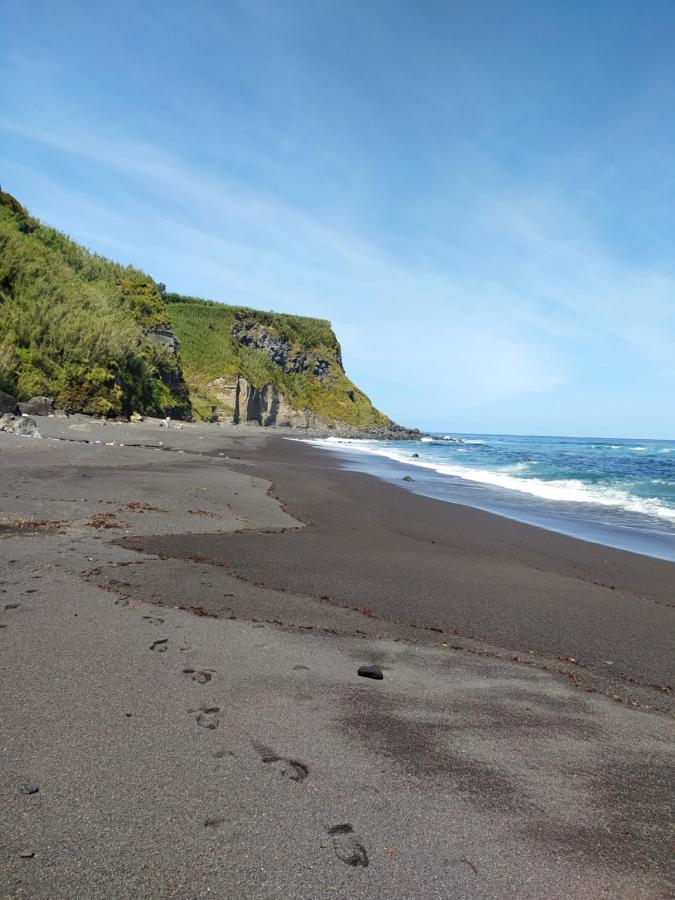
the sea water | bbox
[306,433,675,562]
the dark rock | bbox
[146,327,180,354]
[357,664,383,680]
[412,453,420,458]
[402,475,415,482]
[231,321,332,378]
[20,784,39,795]
[0,391,18,414]
[312,357,331,377]
[352,419,423,441]
[18,396,53,416]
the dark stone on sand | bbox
[18,396,53,416]
[20,784,39,795]
[358,664,383,680]
[0,390,18,414]
[402,475,415,482]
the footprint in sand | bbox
[327,824,369,868]
[191,705,220,730]
[182,668,212,684]
[252,741,309,782]
[150,638,168,652]
[213,749,236,760]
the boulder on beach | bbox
[18,396,54,417]
[0,414,40,437]
[357,664,384,680]
[0,390,19,415]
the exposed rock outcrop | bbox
[18,396,54,416]
[205,373,422,438]
[231,322,336,377]
[232,376,321,428]
[360,419,422,441]
[146,327,180,354]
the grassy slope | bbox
[0,191,386,428]
[168,295,387,427]
[0,192,190,418]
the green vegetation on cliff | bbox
[0,191,387,429]
[167,294,387,427]
[0,191,190,418]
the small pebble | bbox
[19,849,34,859]
[20,784,39,795]
[358,665,383,680]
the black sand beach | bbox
[132,437,675,694]
[1,416,673,899]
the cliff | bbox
[0,191,191,419]
[0,191,411,434]
[166,295,388,430]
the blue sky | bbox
[1,0,674,437]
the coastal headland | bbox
[1,415,673,899]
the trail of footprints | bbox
[148,633,369,870]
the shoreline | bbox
[299,435,675,563]
[126,431,674,696]
[1,415,674,898]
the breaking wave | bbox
[309,438,675,524]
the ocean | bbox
[306,433,675,562]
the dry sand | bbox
[1,415,673,899]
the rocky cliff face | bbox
[231,322,340,377]
[207,372,420,437]
[207,375,330,428]
[233,376,324,428]
[167,296,406,432]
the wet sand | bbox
[131,435,675,695]
[1,416,673,899]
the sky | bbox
[1,0,674,437]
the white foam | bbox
[308,438,675,523]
